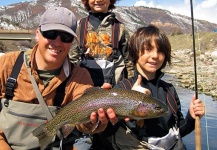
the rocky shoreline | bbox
[164,49,217,101]
[1,47,216,100]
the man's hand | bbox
[76,108,118,134]
[101,83,112,89]
[76,83,117,134]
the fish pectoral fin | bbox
[54,108,61,115]
[62,124,75,138]
[91,118,101,132]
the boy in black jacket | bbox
[92,25,205,150]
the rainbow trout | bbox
[32,87,168,149]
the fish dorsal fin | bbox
[82,87,101,95]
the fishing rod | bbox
[190,0,201,150]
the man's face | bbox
[35,29,74,70]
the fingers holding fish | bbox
[89,108,118,132]
[79,108,117,134]
[91,108,109,133]
[82,108,109,134]
[107,108,118,125]
[90,109,108,126]
[98,108,109,125]
[90,111,98,124]
[107,108,130,124]
[76,111,99,134]
[101,83,112,89]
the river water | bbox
[163,75,217,150]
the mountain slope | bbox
[0,0,217,35]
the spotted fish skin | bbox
[32,87,168,149]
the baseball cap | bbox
[39,7,77,37]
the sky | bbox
[0,0,217,24]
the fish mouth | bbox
[155,103,169,113]
[154,105,163,110]
[135,101,169,119]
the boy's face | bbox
[136,39,165,79]
[88,0,110,13]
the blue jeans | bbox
[73,134,92,150]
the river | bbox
[164,75,217,150]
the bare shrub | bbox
[18,40,34,48]
[0,41,7,52]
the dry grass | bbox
[0,40,35,52]
[1,32,217,53]
[168,32,217,52]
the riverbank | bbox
[164,48,217,100]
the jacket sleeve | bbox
[174,89,195,137]
[0,54,12,150]
[0,130,11,150]
[69,19,83,64]
[119,25,134,78]
[69,38,81,64]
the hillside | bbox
[0,0,217,35]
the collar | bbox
[89,12,111,20]
[134,69,164,83]
[88,12,116,29]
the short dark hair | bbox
[128,25,171,70]
[81,0,118,11]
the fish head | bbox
[131,98,169,120]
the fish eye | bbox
[154,106,162,110]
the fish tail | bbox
[32,124,56,150]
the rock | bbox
[211,50,217,60]
[0,53,5,57]
[164,48,216,100]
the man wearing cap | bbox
[0,7,117,150]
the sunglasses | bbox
[40,29,74,43]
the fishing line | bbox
[190,1,201,150]
[190,1,209,149]
[196,22,210,150]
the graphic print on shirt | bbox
[85,31,112,60]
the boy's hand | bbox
[132,75,151,95]
[189,95,205,119]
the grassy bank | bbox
[168,32,217,52]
